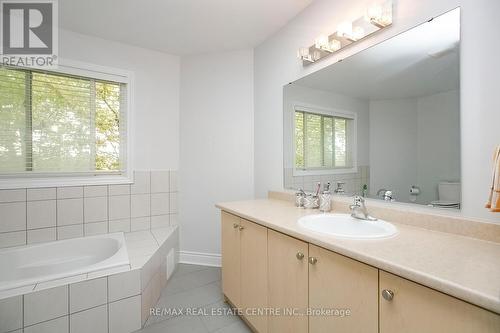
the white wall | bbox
[179,50,254,259]
[254,0,500,222]
[59,29,180,171]
[369,90,460,204]
[369,99,418,201]
[417,90,461,204]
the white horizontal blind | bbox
[0,65,127,175]
[295,110,351,170]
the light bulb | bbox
[314,35,329,50]
[298,47,310,59]
[352,26,365,40]
[329,39,341,52]
[298,47,314,62]
[336,21,352,38]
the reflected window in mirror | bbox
[294,108,355,173]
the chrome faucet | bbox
[349,196,377,221]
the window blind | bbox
[0,65,127,175]
[295,110,351,170]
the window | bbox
[295,109,354,171]
[0,65,128,178]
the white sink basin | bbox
[297,214,397,239]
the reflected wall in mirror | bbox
[284,8,461,209]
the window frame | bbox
[0,59,134,189]
[292,103,357,177]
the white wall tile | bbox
[131,194,150,218]
[70,277,107,313]
[109,196,130,220]
[24,316,68,333]
[151,171,169,193]
[108,269,141,302]
[27,200,56,229]
[109,184,130,196]
[131,171,150,194]
[84,185,108,198]
[27,188,56,201]
[131,217,151,232]
[0,231,26,249]
[24,285,68,326]
[27,228,56,244]
[57,186,83,199]
[57,224,83,240]
[108,295,141,333]
[0,296,22,333]
[151,215,169,229]
[151,193,169,216]
[169,170,178,192]
[109,219,131,233]
[0,202,26,232]
[57,198,83,226]
[0,189,26,203]
[70,305,107,333]
[169,192,178,214]
[84,221,108,236]
[84,196,108,223]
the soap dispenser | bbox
[319,182,332,212]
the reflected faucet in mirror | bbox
[377,189,395,201]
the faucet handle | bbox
[353,195,364,205]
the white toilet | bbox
[430,182,461,209]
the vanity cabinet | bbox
[268,230,309,333]
[221,212,500,333]
[308,244,378,333]
[221,212,268,332]
[379,271,500,333]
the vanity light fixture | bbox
[298,0,392,65]
[314,35,342,53]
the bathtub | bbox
[0,233,129,299]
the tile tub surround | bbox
[216,198,500,315]
[0,226,179,333]
[0,170,179,249]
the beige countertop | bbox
[216,198,500,315]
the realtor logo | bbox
[1,0,58,68]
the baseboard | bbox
[179,250,221,267]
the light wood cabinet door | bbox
[240,219,268,333]
[309,244,378,333]
[268,230,309,333]
[221,211,241,307]
[380,271,500,333]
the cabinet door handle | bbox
[382,289,394,301]
[233,223,239,229]
[308,257,318,265]
[296,252,304,260]
[239,226,245,231]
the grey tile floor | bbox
[135,264,252,333]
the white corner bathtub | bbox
[0,233,129,299]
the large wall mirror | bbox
[283,8,460,209]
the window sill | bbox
[0,174,133,190]
[293,167,358,177]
